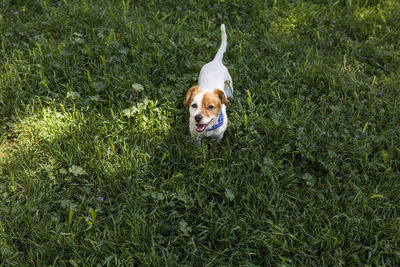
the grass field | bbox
[1,0,400,265]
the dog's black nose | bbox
[195,114,202,122]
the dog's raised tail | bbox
[213,24,227,62]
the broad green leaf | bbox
[69,165,87,176]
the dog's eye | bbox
[207,105,214,110]
[191,103,197,109]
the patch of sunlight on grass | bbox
[9,99,175,177]
[15,98,173,147]
[17,106,79,144]
[356,6,381,21]
[353,1,399,22]
[269,3,322,35]
[271,15,297,34]
[121,98,172,137]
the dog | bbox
[184,24,233,145]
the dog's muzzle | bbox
[194,114,211,132]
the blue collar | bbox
[206,110,224,131]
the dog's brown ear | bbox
[214,89,229,107]
[184,85,199,106]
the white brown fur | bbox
[184,24,233,145]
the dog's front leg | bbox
[195,135,202,148]
[191,132,203,147]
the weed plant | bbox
[0,0,400,265]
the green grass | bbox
[1,0,400,265]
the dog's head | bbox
[184,85,229,133]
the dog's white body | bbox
[184,24,233,144]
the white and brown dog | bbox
[184,24,233,145]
